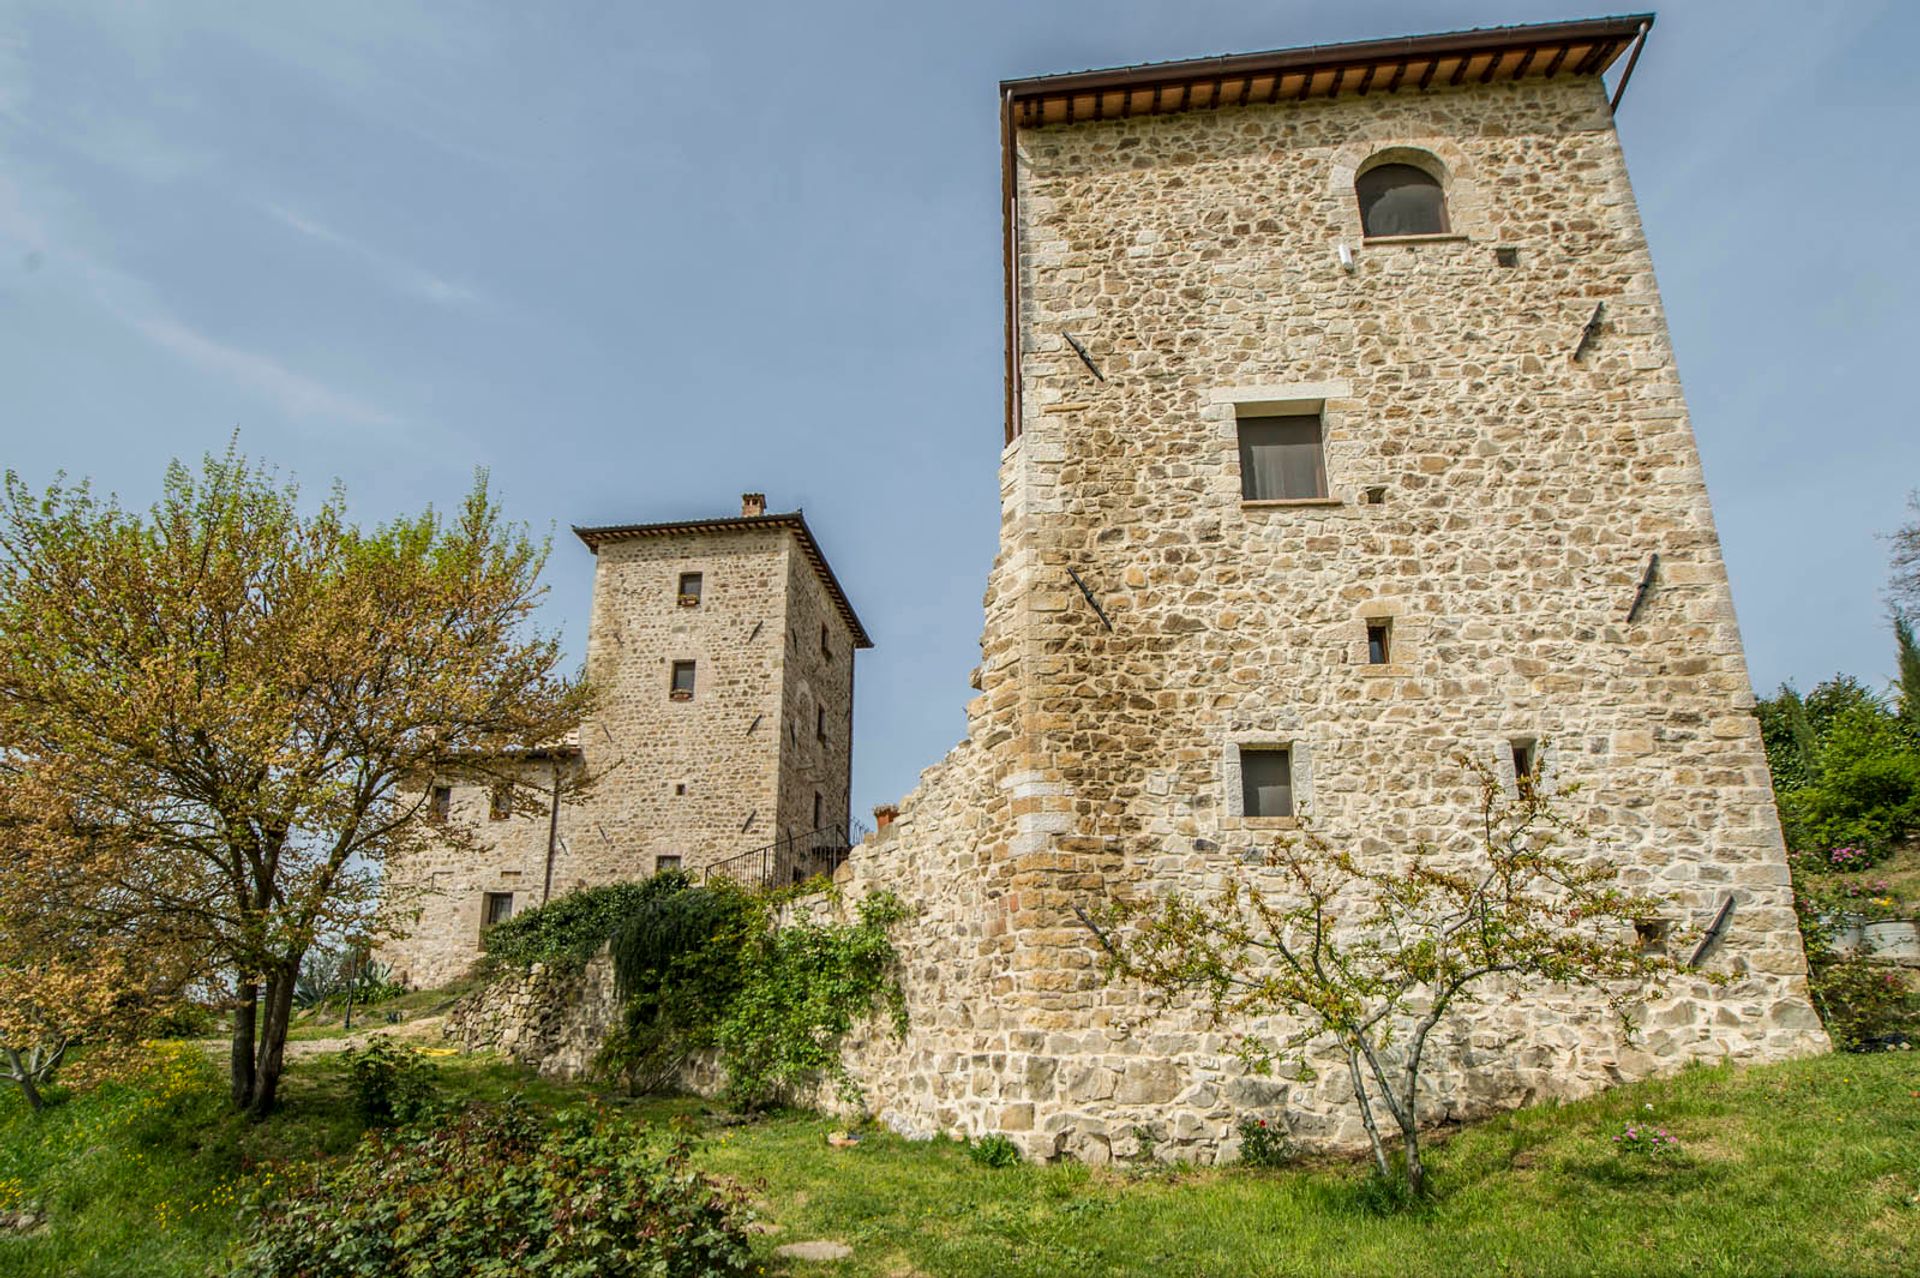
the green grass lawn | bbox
[1,1040,1915,1277]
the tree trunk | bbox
[229,979,258,1111]
[246,962,298,1121]
[1402,1123,1426,1196]
[1343,1042,1391,1181]
[5,1048,46,1113]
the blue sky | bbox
[1,1,1913,820]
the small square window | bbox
[1366,620,1392,665]
[482,891,514,929]
[1240,747,1294,818]
[656,854,683,874]
[429,783,452,821]
[673,782,688,796]
[1238,414,1328,501]
[1634,917,1671,953]
[1495,246,1520,268]
[489,783,512,821]
[677,572,703,607]
[670,660,696,701]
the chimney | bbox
[740,492,766,518]
[873,804,899,832]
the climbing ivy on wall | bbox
[483,873,909,1108]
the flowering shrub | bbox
[1611,1118,1682,1161]
[235,1102,753,1278]
[1827,846,1872,871]
[1235,1116,1296,1169]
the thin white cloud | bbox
[0,170,402,428]
[260,199,485,309]
[128,311,400,426]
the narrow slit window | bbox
[1511,739,1538,797]
[1366,620,1392,665]
[820,624,831,660]
[1240,747,1294,818]
[1238,414,1328,501]
[489,783,512,821]
[677,572,702,606]
[813,792,825,829]
[481,892,514,929]
[816,706,828,742]
[670,660,696,700]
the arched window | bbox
[1356,163,1448,237]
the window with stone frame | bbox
[1237,414,1328,501]
[677,572,703,607]
[1356,162,1449,237]
[1240,747,1295,818]
[429,783,452,821]
[481,891,514,929]
[488,783,512,821]
[655,854,682,874]
[670,660,696,701]
[1366,619,1392,665]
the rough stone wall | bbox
[775,539,858,840]
[378,756,583,990]
[445,954,619,1080]
[580,530,790,870]
[383,520,861,984]
[835,72,1827,1164]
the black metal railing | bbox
[702,819,871,891]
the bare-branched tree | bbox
[1088,758,1694,1194]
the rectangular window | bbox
[482,892,514,929]
[670,660,696,700]
[677,572,703,607]
[489,783,512,821]
[820,624,831,660]
[1511,739,1538,797]
[1366,620,1392,665]
[429,783,452,821]
[813,792,824,829]
[655,854,682,874]
[816,706,827,742]
[1240,747,1294,818]
[1238,414,1328,501]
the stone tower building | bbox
[836,15,1828,1162]
[381,494,870,987]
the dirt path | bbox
[197,1013,449,1060]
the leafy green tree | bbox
[0,447,586,1118]
[1896,614,1920,740]
[1089,759,1685,1196]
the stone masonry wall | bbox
[775,538,858,840]
[830,71,1827,1164]
[580,530,790,870]
[378,756,583,990]
[383,520,860,984]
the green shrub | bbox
[967,1133,1022,1168]
[1235,1116,1296,1169]
[340,1036,437,1127]
[482,873,693,971]
[235,1102,752,1278]
[710,891,909,1108]
[1807,954,1918,1051]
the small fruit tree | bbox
[1089,758,1689,1194]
